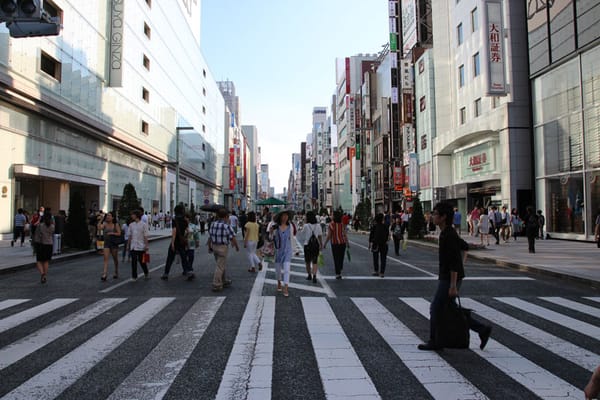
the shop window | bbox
[143,54,150,70]
[144,22,151,39]
[40,51,61,81]
[141,120,149,135]
[419,96,426,111]
[546,174,584,234]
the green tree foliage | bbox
[65,191,91,250]
[408,197,426,239]
[118,183,141,223]
[354,198,371,231]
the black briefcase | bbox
[435,297,470,349]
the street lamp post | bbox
[175,126,194,209]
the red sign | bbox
[468,152,487,172]
[229,148,235,190]
[393,167,403,191]
[345,57,351,94]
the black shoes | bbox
[312,275,317,283]
[160,274,168,280]
[479,326,492,350]
[372,272,379,276]
[306,274,312,280]
[223,279,232,288]
[418,341,442,351]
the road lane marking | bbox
[0,299,30,311]
[461,298,600,372]
[0,299,78,334]
[302,297,381,399]
[319,276,533,281]
[99,264,166,293]
[539,297,600,319]
[496,297,600,339]
[108,297,224,400]
[401,297,581,399]
[349,241,436,277]
[585,297,600,303]
[353,297,487,400]
[2,297,174,400]
[216,296,275,400]
[264,279,329,295]
[0,298,126,370]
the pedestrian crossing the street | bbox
[0,294,597,399]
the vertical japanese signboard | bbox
[484,0,507,95]
[229,148,235,190]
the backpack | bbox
[307,225,320,254]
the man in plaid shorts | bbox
[208,208,240,291]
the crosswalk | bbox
[0,294,597,399]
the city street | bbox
[0,232,598,399]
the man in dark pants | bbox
[418,201,492,351]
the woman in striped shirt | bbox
[323,211,348,279]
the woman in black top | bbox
[369,213,390,277]
[390,216,403,256]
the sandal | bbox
[41,274,47,284]
[101,275,107,282]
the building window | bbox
[492,96,500,109]
[459,64,465,87]
[203,69,206,78]
[43,0,62,23]
[40,51,61,81]
[142,87,149,102]
[473,52,480,77]
[474,98,482,117]
[145,0,151,7]
[203,87,206,96]
[202,124,206,132]
[471,7,479,32]
[202,162,205,170]
[418,59,425,74]
[457,23,463,45]
[460,107,466,124]
[144,22,151,39]
[202,143,206,151]
[419,96,426,111]
[141,120,149,135]
[202,106,206,114]
[143,54,150,70]
[421,135,427,150]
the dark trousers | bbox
[429,280,488,344]
[163,245,191,275]
[492,225,500,244]
[392,236,401,255]
[331,243,346,275]
[130,250,149,278]
[527,234,536,253]
[372,244,388,274]
[13,226,25,244]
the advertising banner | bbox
[484,0,507,95]
[409,153,419,192]
[402,0,417,57]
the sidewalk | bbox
[0,228,172,274]
[410,232,600,288]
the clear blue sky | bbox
[201,0,389,193]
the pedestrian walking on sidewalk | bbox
[479,209,490,246]
[11,208,27,247]
[525,207,539,254]
[99,211,121,281]
[369,213,390,277]
[453,207,462,235]
[244,212,262,273]
[537,210,546,240]
[34,212,54,284]
[417,201,492,351]
[302,211,323,283]
[128,210,150,280]
[271,210,294,297]
[323,211,348,280]
[208,208,239,292]
[161,205,193,281]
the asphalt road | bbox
[0,232,598,399]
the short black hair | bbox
[433,202,454,226]
[306,211,317,224]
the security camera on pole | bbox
[0,0,61,38]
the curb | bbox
[407,239,600,289]
[0,235,171,276]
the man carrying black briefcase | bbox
[418,201,492,351]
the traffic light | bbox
[0,0,41,21]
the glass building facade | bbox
[0,0,225,236]
[529,0,600,239]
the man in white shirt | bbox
[128,210,149,280]
[140,208,149,226]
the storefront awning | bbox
[13,164,105,187]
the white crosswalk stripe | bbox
[496,297,600,339]
[0,295,597,399]
[0,298,78,334]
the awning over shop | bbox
[13,164,105,187]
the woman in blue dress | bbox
[270,210,294,297]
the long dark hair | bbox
[43,212,53,226]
